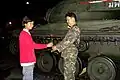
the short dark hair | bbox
[65,12,77,21]
[22,16,32,26]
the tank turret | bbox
[45,0,120,23]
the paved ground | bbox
[3,67,89,80]
[5,68,88,80]
[5,68,22,80]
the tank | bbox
[8,0,120,79]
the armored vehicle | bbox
[9,0,120,80]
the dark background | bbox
[0,0,62,29]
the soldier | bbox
[52,12,80,80]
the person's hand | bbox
[51,46,60,54]
[52,46,57,51]
[51,46,57,52]
[47,42,53,47]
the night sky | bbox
[0,0,62,29]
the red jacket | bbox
[19,30,47,63]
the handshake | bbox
[47,42,58,52]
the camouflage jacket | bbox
[56,25,80,57]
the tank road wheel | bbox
[78,41,89,52]
[87,55,116,80]
[36,52,57,73]
[58,57,83,77]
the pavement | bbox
[5,68,22,80]
[3,67,88,80]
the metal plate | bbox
[58,57,83,76]
[87,56,116,80]
[37,52,56,73]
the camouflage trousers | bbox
[63,53,77,80]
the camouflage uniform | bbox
[56,25,80,80]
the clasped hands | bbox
[47,42,58,52]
